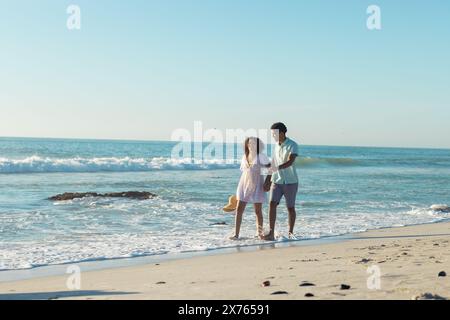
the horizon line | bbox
[0,135,449,151]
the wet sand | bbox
[0,222,449,300]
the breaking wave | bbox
[0,156,239,174]
[0,155,364,174]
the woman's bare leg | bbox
[231,201,247,239]
[253,203,264,239]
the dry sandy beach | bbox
[0,222,449,300]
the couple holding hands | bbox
[225,122,299,241]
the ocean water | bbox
[0,137,449,271]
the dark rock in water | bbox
[438,271,447,277]
[305,293,314,298]
[340,284,351,290]
[156,281,166,285]
[430,205,450,213]
[48,191,157,201]
[299,282,316,287]
[103,191,156,200]
[210,222,228,226]
[270,291,288,295]
[49,192,100,201]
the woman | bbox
[229,137,271,240]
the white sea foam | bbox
[0,155,370,174]
[0,199,448,271]
[0,156,239,174]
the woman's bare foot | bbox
[288,232,298,240]
[256,228,265,240]
[229,235,239,240]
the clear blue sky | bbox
[1,0,449,148]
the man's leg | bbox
[287,207,296,235]
[264,201,278,241]
[264,183,282,241]
[285,183,299,236]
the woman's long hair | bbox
[244,137,264,165]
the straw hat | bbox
[223,195,238,212]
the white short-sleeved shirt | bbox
[271,137,299,184]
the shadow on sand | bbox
[0,290,138,300]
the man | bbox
[263,122,299,241]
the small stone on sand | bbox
[340,284,351,290]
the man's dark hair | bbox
[271,122,287,134]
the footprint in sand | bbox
[271,291,288,295]
[332,292,346,296]
[356,258,372,264]
[299,281,316,287]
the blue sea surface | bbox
[0,137,449,270]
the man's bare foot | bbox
[263,233,275,241]
[229,235,239,240]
